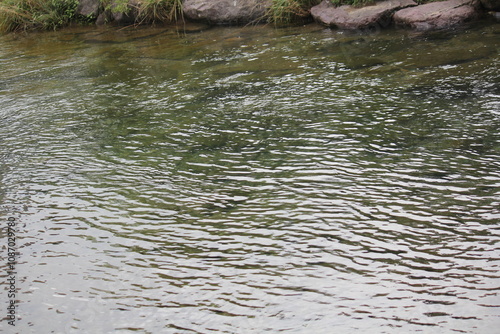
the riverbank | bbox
[0,0,499,33]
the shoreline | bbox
[1,0,499,34]
[80,0,500,31]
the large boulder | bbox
[311,0,417,30]
[183,0,272,25]
[480,0,500,11]
[393,0,481,30]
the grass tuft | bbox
[267,0,321,24]
[136,0,182,25]
[0,0,78,32]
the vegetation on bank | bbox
[267,0,320,24]
[0,0,448,33]
[106,0,182,24]
[0,0,79,31]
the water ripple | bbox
[1,23,499,333]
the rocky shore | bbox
[77,0,500,31]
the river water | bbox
[0,20,499,333]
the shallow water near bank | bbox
[0,21,499,333]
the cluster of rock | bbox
[312,0,496,31]
[76,0,273,25]
[76,0,500,31]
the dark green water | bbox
[0,21,499,333]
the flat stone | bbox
[393,0,481,30]
[311,0,417,30]
[183,0,272,25]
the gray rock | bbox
[393,0,481,30]
[111,0,140,25]
[311,0,417,30]
[112,11,136,25]
[76,0,100,17]
[480,0,500,11]
[96,12,108,25]
[183,0,272,25]
[94,0,140,25]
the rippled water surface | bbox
[1,21,499,333]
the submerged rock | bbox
[311,0,417,30]
[182,0,272,25]
[393,0,481,30]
